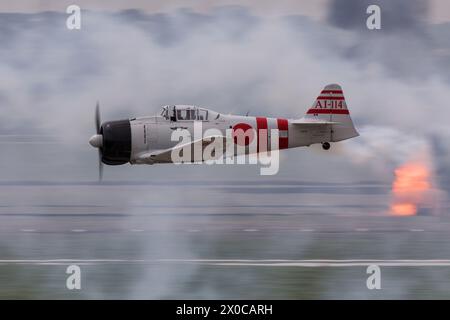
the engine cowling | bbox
[100,120,131,165]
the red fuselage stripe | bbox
[256,117,268,153]
[307,109,350,114]
[277,118,289,149]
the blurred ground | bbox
[0,182,449,299]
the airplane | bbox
[89,84,359,179]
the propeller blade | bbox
[95,101,103,182]
[98,149,103,182]
[95,101,101,134]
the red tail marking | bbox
[321,90,343,94]
[307,109,349,115]
[317,96,345,100]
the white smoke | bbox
[1,6,450,299]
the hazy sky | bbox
[1,0,450,23]
[3,1,328,18]
[1,2,450,301]
[0,0,449,192]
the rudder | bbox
[305,84,359,142]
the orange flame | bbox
[391,203,417,216]
[390,162,431,216]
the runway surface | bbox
[0,181,449,299]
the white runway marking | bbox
[159,259,450,267]
[7,227,437,234]
[2,259,450,267]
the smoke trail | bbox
[1,5,450,299]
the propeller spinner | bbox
[89,102,104,181]
[88,102,132,181]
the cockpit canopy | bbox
[160,105,219,121]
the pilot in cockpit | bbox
[163,105,213,122]
[170,106,176,122]
[176,109,184,121]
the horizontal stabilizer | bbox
[291,118,339,125]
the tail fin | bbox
[305,84,359,142]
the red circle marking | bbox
[232,123,254,146]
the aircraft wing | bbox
[140,135,229,164]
